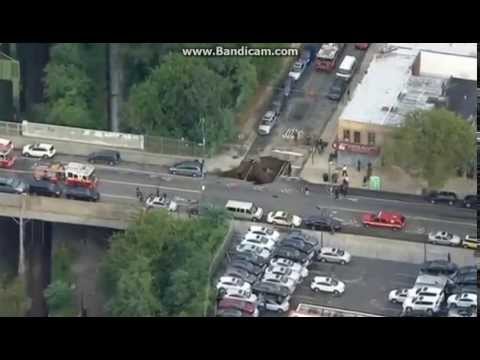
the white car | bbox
[267,211,302,227]
[288,60,307,81]
[257,111,279,136]
[261,273,296,293]
[403,295,443,315]
[447,293,477,309]
[310,276,345,296]
[388,288,410,304]
[257,296,291,313]
[222,288,258,303]
[235,243,271,260]
[241,233,276,252]
[247,225,280,243]
[145,196,178,212]
[22,143,56,159]
[270,258,309,278]
[317,247,352,265]
[407,286,445,300]
[216,276,251,295]
[264,265,302,284]
[428,231,461,246]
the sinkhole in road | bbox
[220,156,291,185]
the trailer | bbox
[315,43,345,72]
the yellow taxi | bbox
[462,235,478,250]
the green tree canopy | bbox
[0,276,31,316]
[383,108,476,189]
[101,209,229,317]
[44,280,75,316]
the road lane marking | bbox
[100,179,201,194]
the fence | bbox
[0,120,21,136]
[144,135,206,158]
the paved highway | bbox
[0,152,476,243]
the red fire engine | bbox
[32,162,98,189]
[0,138,16,169]
[315,43,345,72]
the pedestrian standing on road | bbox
[304,186,310,196]
[363,175,368,187]
[156,188,160,198]
[136,187,141,199]
[293,130,298,144]
[447,253,451,263]
[139,191,144,203]
[334,186,340,200]
[342,165,348,177]
[357,160,361,172]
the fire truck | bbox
[33,162,98,189]
[315,43,345,72]
[0,138,16,169]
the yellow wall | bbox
[337,118,395,148]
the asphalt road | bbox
[0,152,476,243]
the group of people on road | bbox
[136,186,167,204]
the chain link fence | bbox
[144,135,207,158]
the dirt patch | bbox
[221,156,291,185]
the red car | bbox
[355,43,370,50]
[361,211,406,231]
[217,299,258,317]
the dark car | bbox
[446,284,478,296]
[456,265,477,276]
[230,252,269,268]
[229,259,264,276]
[0,176,29,194]
[452,273,477,287]
[169,160,204,177]
[273,247,310,265]
[426,191,458,206]
[278,238,316,256]
[252,282,290,300]
[463,194,479,209]
[64,186,100,202]
[327,77,348,101]
[286,230,319,249]
[27,179,62,198]
[303,215,342,232]
[420,260,458,277]
[88,150,121,166]
[224,267,258,285]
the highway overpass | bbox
[0,193,140,230]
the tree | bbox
[0,276,31,316]
[44,280,75,316]
[383,109,476,189]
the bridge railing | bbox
[0,120,21,136]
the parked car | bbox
[302,215,342,232]
[27,179,62,198]
[169,160,204,177]
[87,150,121,166]
[217,299,258,317]
[22,143,56,159]
[247,225,280,243]
[222,288,257,303]
[215,308,253,317]
[456,265,477,276]
[265,264,302,283]
[235,243,271,260]
[420,260,458,278]
[278,238,315,258]
[145,196,178,212]
[316,247,351,264]
[448,307,477,317]
[269,258,309,278]
[388,288,410,304]
[310,276,345,296]
[362,211,406,231]
[257,110,279,136]
[257,295,290,313]
[224,267,258,285]
[64,186,100,202]
[355,43,370,50]
[463,194,478,209]
[402,295,443,315]
[288,58,308,81]
[230,253,269,268]
[285,230,319,249]
[229,259,264,276]
[216,276,251,295]
[426,191,457,206]
[283,77,294,97]
[428,231,461,246]
[0,177,28,194]
[462,235,478,250]
[447,293,477,309]
[267,210,302,227]
[240,233,276,252]
[407,286,445,300]
[273,247,311,266]
[327,77,348,101]
[251,282,290,302]
[451,273,477,287]
[261,273,296,293]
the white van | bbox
[336,55,357,80]
[225,200,264,221]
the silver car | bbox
[428,231,461,246]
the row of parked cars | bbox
[426,191,478,209]
[388,260,477,317]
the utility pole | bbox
[108,43,121,132]
[13,193,28,275]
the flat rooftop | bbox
[389,43,477,58]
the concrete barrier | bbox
[21,121,144,150]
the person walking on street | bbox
[357,160,361,172]
[293,129,298,144]
[447,253,451,263]
[156,188,160,198]
[136,187,141,199]
[342,165,348,177]
[334,186,340,200]
[304,186,310,196]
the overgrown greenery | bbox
[100,207,230,317]
[0,276,30,316]
[383,109,476,189]
[41,43,292,150]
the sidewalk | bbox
[301,44,477,198]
